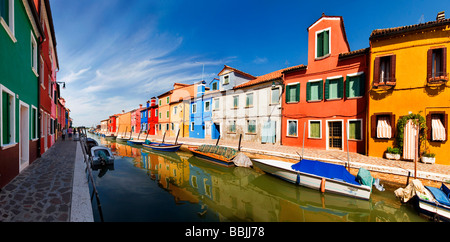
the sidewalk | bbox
[145,134,450,184]
[0,139,92,222]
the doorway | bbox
[327,121,343,150]
[19,102,29,171]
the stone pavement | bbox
[0,138,92,222]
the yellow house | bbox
[116,111,132,138]
[169,83,196,137]
[368,13,450,165]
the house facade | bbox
[0,0,44,187]
[281,15,369,154]
[131,104,143,137]
[108,114,118,134]
[368,13,450,165]
[189,81,211,139]
[148,97,158,135]
[116,111,131,138]
[169,83,196,137]
[157,90,172,136]
[140,100,150,134]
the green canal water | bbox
[87,134,427,222]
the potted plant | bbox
[385,147,401,160]
[421,152,436,164]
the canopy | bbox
[291,159,359,186]
[377,116,392,138]
[432,116,446,141]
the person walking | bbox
[68,127,73,140]
[62,128,66,140]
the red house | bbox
[148,97,158,135]
[281,14,369,154]
[108,114,119,135]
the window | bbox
[245,93,253,107]
[316,28,330,59]
[166,110,169,118]
[192,103,197,113]
[40,56,44,87]
[204,100,210,112]
[271,87,280,104]
[213,98,219,110]
[31,106,38,140]
[159,100,162,106]
[309,120,321,139]
[1,87,15,146]
[371,113,395,139]
[427,47,448,82]
[247,120,256,133]
[166,97,170,104]
[223,75,230,85]
[0,0,15,42]
[173,106,177,115]
[155,109,158,117]
[285,83,299,103]
[346,73,365,98]
[212,82,218,90]
[159,112,161,119]
[31,32,38,75]
[233,95,239,108]
[306,80,323,102]
[325,77,343,100]
[373,55,396,86]
[426,112,448,142]
[159,124,161,130]
[287,120,298,137]
[228,120,236,133]
[171,123,174,130]
[348,120,362,140]
[190,122,194,131]
[166,123,169,131]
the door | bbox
[19,102,29,171]
[328,121,342,150]
[205,121,211,139]
[212,123,220,139]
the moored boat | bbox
[188,144,238,167]
[127,139,146,145]
[251,158,378,200]
[142,142,182,152]
[91,146,115,166]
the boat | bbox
[188,144,238,167]
[104,134,116,140]
[251,158,376,200]
[116,136,130,142]
[127,139,146,145]
[84,138,98,154]
[142,141,182,152]
[91,146,115,166]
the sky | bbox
[49,0,450,127]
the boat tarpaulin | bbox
[291,159,359,186]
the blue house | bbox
[140,100,150,133]
[189,81,208,139]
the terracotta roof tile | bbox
[234,64,306,89]
[338,47,369,60]
[370,18,450,40]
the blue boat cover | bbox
[426,186,450,206]
[291,159,360,186]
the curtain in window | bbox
[376,116,392,138]
[262,120,276,143]
[288,121,297,136]
[432,116,446,141]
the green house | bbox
[0,0,44,188]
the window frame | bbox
[223,75,230,85]
[371,112,395,139]
[232,95,239,109]
[426,111,448,142]
[204,100,210,112]
[271,86,281,104]
[0,0,16,43]
[213,98,219,111]
[246,120,256,134]
[31,32,38,76]
[1,84,16,148]
[192,103,197,114]
[31,105,38,140]
[315,27,331,59]
[245,93,254,108]
[286,119,298,137]
[347,119,363,141]
[373,55,396,87]
[228,120,236,133]
[306,79,323,102]
[427,47,448,83]
[324,76,343,100]
[308,120,322,139]
[285,82,300,103]
[346,72,365,99]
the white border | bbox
[0,84,16,149]
[347,119,363,141]
[31,105,38,141]
[326,119,344,150]
[0,0,16,43]
[308,120,322,139]
[286,119,298,137]
[315,27,331,59]
[18,100,29,172]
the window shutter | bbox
[306,82,311,101]
[285,85,290,103]
[427,49,433,80]
[390,113,396,137]
[445,113,448,141]
[390,55,396,82]
[338,77,344,98]
[359,73,365,97]
[318,80,323,100]
[442,47,447,77]
[323,30,329,55]
[324,79,329,100]
[373,57,380,85]
[426,113,432,141]
[345,76,350,98]
[296,83,300,102]
[317,33,324,57]
[371,115,377,138]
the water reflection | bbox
[89,134,427,222]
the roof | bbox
[307,14,350,54]
[217,65,257,80]
[338,47,369,60]
[234,64,307,89]
[370,18,450,40]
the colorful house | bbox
[140,100,150,134]
[108,114,118,134]
[0,0,44,187]
[131,104,143,137]
[157,89,172,136]
[116,110,131,138]
[169,83,196,137]
[367,12,450,165]
[189,80,212,139]
[148,97,158,135]
[281,14,369,154]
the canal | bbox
[87,133,427,222]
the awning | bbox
[377,116,392,138]
[403,119,418,160]
[432,116,446,141]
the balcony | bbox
[427,72,448,86]
[373,78,396,89]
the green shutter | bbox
[317,32,324,57]
[323,30,329,55]
[318,80,323,100]
[338,77,344,98]
[306,82,311,101]
[324,79,329,100]
[296,83,300,102]
[2,92,10,144]
[1,0,9,25]
[285,85,290,103]
[359,73,365,97]
[345,76,350,98]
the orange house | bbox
[281,14,369,154]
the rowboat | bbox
[116,136,130,142]
[142,142,182,152]
[414,183,450,221]
[104,134,116,140]
[188,144,238,167]
[251,158,373,200]
[127,139,146,145]
[91,146,115,166]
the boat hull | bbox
[252,159,371,200]
[188,147,235,167]
[91,146,115,166]
[142,142,182,152]
[127,140,146,145]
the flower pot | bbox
[421,156,435,164]
[386,153,400,160]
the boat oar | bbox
[162,131,166,143]
[238,134,242,151]
[175,129,180,145]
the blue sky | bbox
[50,0,449,127]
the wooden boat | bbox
[415,183,450,221]
[91,146,115,166]
[104,134,116,140]
[188,144,238,167]
[126,131,148,146]
[142,142,182,152]
[251,158,373,200]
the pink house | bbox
[131,104,144,136]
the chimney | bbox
[139,104,143,109]
[437,11,445,21]
[150,97,156,106]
